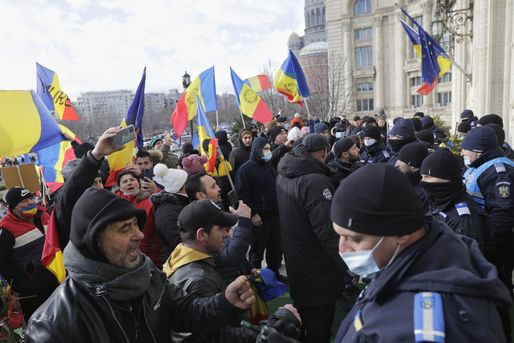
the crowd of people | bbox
[0,108,513,342]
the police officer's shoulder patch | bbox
[496,181,511,198]
[413,292,445,342]
[455,202,471,216]
[323,188,332,200]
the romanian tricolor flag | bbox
[37,124,79,192]
[244,74,272,92]
[171,66,217,137]
[0,90,65,157]
[230,67,272,124]
[274,50,310,104]
[400,9,452,95]
[41,210,66,283]
[36,63,80,121]
[206,138,218,174]
[106,68,146,186]
[196,98,216,153]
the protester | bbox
[331,163,511,342]
[182,154,207,175]
[24,188,258,342]
[329,138,359,189]
[229,128,253,175]
[313,122,330,139]
[202,138,234,211]
[134,150,160,193]
[346,115,362,136]
[151,132,179,169]
[215,130,233,160]
[277,134,348,343]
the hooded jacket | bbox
[335,220,511,342]
[229,129,253,175]
[276,143,347,306]
[151,192,191,263]
[215,130,233,160]
[235,137,278,216]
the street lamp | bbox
[182,71,191,90]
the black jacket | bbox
[359,141,390,165]
[229,130,252,175]
[276,144,347,306]
[236,137,278,216]
[25,263,243,343]
[215,131,232,160]
[335,220,511,342]
[151,192,191,262]
[328,159,355,189]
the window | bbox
[410,76,422,87]
[354,0,371,16]
[357,98,374,111]
[440,72,452,83]
[410,94,423,108]
[355,46,372,69]
[357,82,373,92]
[436,92,451,106]
[354,27,372,41]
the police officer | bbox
[395,142,429,213]
[359,125,390,165]
[386,118,416,166]
[421,115,447,145]
[331,164,511,342]
[420,149,488,248]
[461,125,514,293]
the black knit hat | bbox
[398,142,429,168]
[70,188,146,262]
[421,116,434,130]
[457,121,471,134]
[331,164,424,236]
[73,142,95,159]
[268,126,287,143]
[333,138,355,158]
[302,134,330,152]
[420,149,462,182]
[460,109,474,120]
[416,129,434,146]
[478,114,503,128]
[413,111,425,118]
[4,187,33,210]
[389,118,415,140]
[486,123,505,146]
[362,125,381,141]
[461,125,498,152]
[411,118,423,132]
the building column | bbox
[342,20,353,113]
[506,0,514,144]
[373,16,384,111]
[394,10,406,112]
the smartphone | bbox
[112,125,136,149]
[227,189,239,210]
[141,168,154,180]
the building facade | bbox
[326,0,514,144]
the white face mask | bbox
[339,237,384,277]
[336,132,344,139]
[364,138,377,147]
[463,156,472,167]
[262,151,272,161]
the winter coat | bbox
[276,143,347,307]
[229,129,253,175]
[151,192,191,263]
[215,131,233,160]
[335,220,511,342]
[328,159,355,189]
[359,141,390,165]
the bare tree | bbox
[327,53,354,118]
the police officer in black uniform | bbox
[386,118,416,166]
[359,125,390,165]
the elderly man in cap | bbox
[277,134,348,343]
[164,199,302,342]
[25,188,256,342]
[331,163,511,342]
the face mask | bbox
[21,204,37,217]
[388,139,404,153]
[262,151,272,161]
[283,124,290,130]
[463,156,472,167]
[339,237,384,277]
[364,138,377,147]
[421,180,463,207]
[336,132,344,139]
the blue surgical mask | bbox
[463,156,472,167]
[263,151,272,161]
[364,138,377,147]
[339,237,384,277]
[336,132,344,139]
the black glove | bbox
[256,307,302,343]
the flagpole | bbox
[239,108,247,128]
[303,98,312,120]
[215,110,220,130]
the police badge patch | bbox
[497,182,511,198]
[323,188,332,200]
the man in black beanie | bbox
[416,129,436,151]
[329,138,360,188]
[461,125,514,298]
[25,188,258,342]
[268,126,293,169]
[395,142,429,213]
[486,123,514,159]
[386,118,416,166]
[277,134,347,343]
[460,109,478,129]
[421,115,447,144]
[331,164,511,342]
[359,125,390,165]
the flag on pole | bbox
[274,50,310,104]
[0,90,65,157]
[196,98,215,153]
[36,63,80,121]
[41,211,66,283]
[400,9,452,95]
[206,138,218,174]
[230,67,272,124]
[106,67,146,186]
[244,74,272,92]
[171,66,217,137]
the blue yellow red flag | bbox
[230,67,272,124]
[196,98,215,153]
[244,75,272,92]
[41,210,66,283]
[0,90,65,157]
[274,50,310,104]
[36,63,80,121]
[171,66,217,137]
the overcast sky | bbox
[0,0,304,100]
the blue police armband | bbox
[454,202,471,216]
[413,292,445,342]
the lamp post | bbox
[182,71,194,141]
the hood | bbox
[215,130,229,144]
[250,136,269,163]
[277,143,332,178]
[362,220,511,308]
[163,243,211,277]
[389,118,415,140]
[238,128,253,150]
[150,191,190,209]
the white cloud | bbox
[0,0,304,99]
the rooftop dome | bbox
[288,32,301,44]
[299,41,328,56]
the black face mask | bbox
[420,180,464,208]
[388,139,404,153]
[406,171,422,185]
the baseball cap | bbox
[178,200,239,233]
